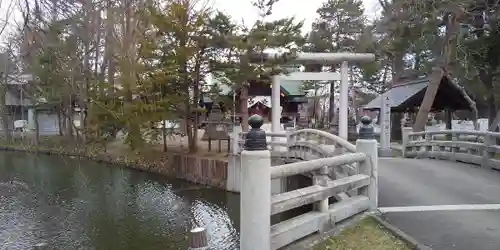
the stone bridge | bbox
[235,127,500,250]
[238,128,359,183]
[237,122,378,250]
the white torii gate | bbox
[271,52,375,140]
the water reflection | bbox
[0,151,239,249]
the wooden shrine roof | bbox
[363,75,474,112]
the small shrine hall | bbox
[201,75,308,122]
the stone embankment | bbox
[0,136,231,189]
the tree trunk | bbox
[413,11,459,132]
[0,57,11,141]
[329,81,335,126]
[57,106,64,136]
[488,110,500,131]
[390,53,404,140]
[34,108,40,146]
[0,84,11,142]
[189,58,203,153]
[240,83,249,132]
[80,0,94,141]
[66,104,74,138]
[105,4,116,89]
[413,69,443,132]
[162,120,167,152]
[121,0,142,150]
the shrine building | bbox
[201,74,308,123]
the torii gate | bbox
[270,52,375,139]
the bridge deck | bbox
[379,158,500,250]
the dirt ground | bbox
[105,129,231,159]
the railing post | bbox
[240,115,271,250]
[482,133,493,168]
[356,139,378,211]
[313,165,332,233]
[423,131,432,158]
[313,166,329,212]
[286,126,295,145]
[401,127,413,157]
[451,132,458,161]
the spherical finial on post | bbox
[358,115,374,139]
[402,116,413,127]
[248,114,264,129]
[360,116,372,126]
[244,114,268,151]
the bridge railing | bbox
[239,137,378,250]
[235,128,357,154]
[236,131,289,152]
[402,128,500,170]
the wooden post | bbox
[162,120,167,152]
[356,139,378,210]
[189,227,208,249]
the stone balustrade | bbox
[402,128,500,170]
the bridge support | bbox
[240,149,271,250]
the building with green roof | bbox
[200,71,308,122]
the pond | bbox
[0,151,240,249]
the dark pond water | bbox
[0,151,240,249]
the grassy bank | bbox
[315,217,411,250]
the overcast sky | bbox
[0,0,381,41]
[213,0,381,32]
